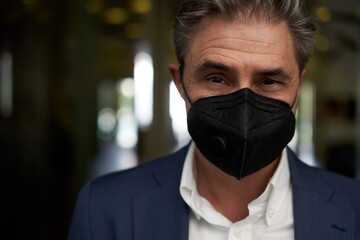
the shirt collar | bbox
[180,142,230,226]
[179,142,203,220]
[180,142,291,226]
[265,148,291,226]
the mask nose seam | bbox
[238,90,249,180]
[238,141,247,180]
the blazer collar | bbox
[287,148,356,240]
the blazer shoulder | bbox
[316,166,360,204]
[68,145,189,240]
[297,156,360,192]
[87,144,188,199]
[288,148,360,209]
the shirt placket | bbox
[227,205,265,240]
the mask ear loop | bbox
[179,66,194,106]
[290,95,298,110]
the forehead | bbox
[185,17,297,70]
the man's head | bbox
[168,0,317,179]
[172,0,316,72]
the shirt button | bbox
[234,228,243,238]
[268,208,276,218]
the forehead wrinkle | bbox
[196,39,287,60]
[200,36,283,50]
[193,48,285,68]
[201,46,285,58]
[192,43,286,63]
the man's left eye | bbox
[263,79,276,85]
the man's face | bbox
[172,17,305,112]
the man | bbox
[69,0,360,239]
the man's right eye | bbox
[208,76,224,84]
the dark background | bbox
[0,0,359,239]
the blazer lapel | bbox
[287,148,356,240]
[132,180,189,240]
[132,146,190,240]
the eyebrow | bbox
[254,68,292,81]
[194,60,293,80]
[194,60,234,75]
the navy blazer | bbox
[69,145,360,240]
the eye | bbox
[208,76,225,84]
[263,79,276,85]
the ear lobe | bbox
[168,64,185,100]
[300,68,307,82]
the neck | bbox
[195,147,280,222]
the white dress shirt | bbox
[180,142,294,240]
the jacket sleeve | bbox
[68,182,92,240]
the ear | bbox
[297,68,307,97]
[168,64,185,100]
[292,68,307,112]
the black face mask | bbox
[186,88,296,180]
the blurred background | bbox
[0,0,359,239]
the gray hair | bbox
[172,0,316,71]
